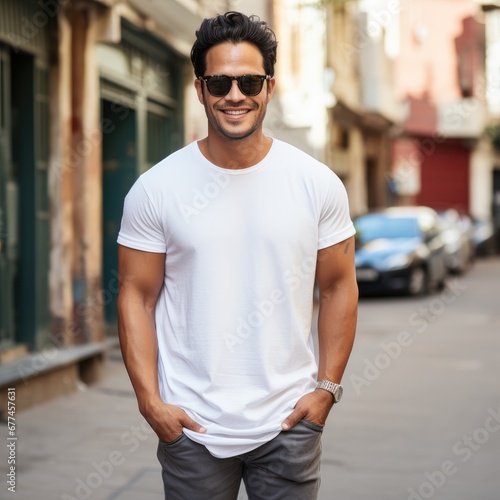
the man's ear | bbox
[266,77,276,103]
[194,78,205,105]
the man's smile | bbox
[223,109,249,115]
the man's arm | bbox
[282,235,358,430]
[117,245,206,442]
[315,235,358,386]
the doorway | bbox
[0,47,49,350]
[0,47,13,348]
[101,99,137,326]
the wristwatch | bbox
[316,380,343,403]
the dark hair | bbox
[191,11,278,78]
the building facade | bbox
[323,0,401,216]
[392,0,492,219]
[479,0,500,251]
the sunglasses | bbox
[198,74,271,97]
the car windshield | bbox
[355,215,421,243]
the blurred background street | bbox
[14,255,500,500]
[1,0,500,498]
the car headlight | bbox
[443,238,462,254]
[381,253,412,270]
[441,230,460,245]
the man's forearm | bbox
[316,284,358,383]
[117,295,163,413]
[281,283,357,430]
[117,291,207,441]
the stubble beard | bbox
[208,105,267,142]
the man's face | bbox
[195,41,275,141]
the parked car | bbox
[437,209,474,274]
[471,216,496,256]
[354,207,448,296]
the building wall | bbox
[0,0,52,351]
[271,0,329,160]
[324,1,401,216]
[327,2,362,113]
[480,5,500,230]
[395,0,477,103]
[392,0,489,215]
[1,0,216,356]
[484,7,500,116]
[470,138,497,218]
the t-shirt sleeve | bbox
[318,172,356,250]
[117,177,167,253]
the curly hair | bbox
[191,11,278,78]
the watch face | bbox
[316,381,344,403]
[334,385,343,402]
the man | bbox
[117,11,358,500]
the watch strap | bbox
[316,380,343,403]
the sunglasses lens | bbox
[240,75,264,96]
[204,75,266,97]
[206,76,231,96]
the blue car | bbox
[354,207,448,296]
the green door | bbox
[0,47,14,348]
[102,99,137,325]
[11,51,49,349]
[0,47,50,351]
[146,101,175,168]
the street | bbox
[13,257,500,500]
[320,256,500,500]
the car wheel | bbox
[408,267,427,296]
[436,276,447,291]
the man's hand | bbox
[281,390,334,431]
[142,401,207,443]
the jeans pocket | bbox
[160,433,186,447]
[300,419,324,432]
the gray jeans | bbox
[156,419,323,500]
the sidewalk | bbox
[13,347,161,500]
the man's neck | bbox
[198,134,273,170]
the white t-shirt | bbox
[118,139,355,458]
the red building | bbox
[392,0,487,216]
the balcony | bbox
[437,97,487,138]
